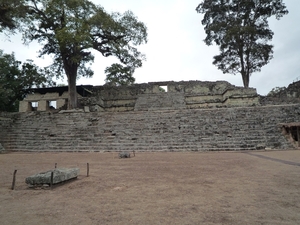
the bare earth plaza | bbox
[1,151,300,225]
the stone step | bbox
[6,146,258,152]
[1,104,296,152]
[6,142,264,151]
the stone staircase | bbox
[0,104,299,152]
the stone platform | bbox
[25,168,80,185]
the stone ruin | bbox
[1,80,300,152]
[260,81,300,105]
[19,80,260,112]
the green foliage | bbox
[0,0,27,32]
[105,63,135,86]
[196,0,288,88]
[22,0,147,108]
[159,87,166,92]
[0,50,54,112]
[267,86,286,96]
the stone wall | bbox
[1,104,299,152]
[79,81,259,112]
[20,81,260,112]
[19,91,70,112]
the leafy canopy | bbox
[22,0,147,108]
[0,50,54,112]
[105,63,135,86]
[0,0,27,32]
[196,0,288,88]
[267,86,286,96]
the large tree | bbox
[0,50,54,112]
[196,0,288,88]
[22,0,147,109]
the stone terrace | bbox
[0,104,298,152]
[1,80,300,152]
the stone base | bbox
[0,143,5,153]
[25,168,80,185]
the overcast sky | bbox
[0,0,299,95]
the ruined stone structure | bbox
[1,80,300,152]
[260,81,300,105]
[19,85,91,112]
[19,81,259,112]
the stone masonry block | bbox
[24,93,42,101]
[19,101,32,112]
[37,100,49,111]
[44,92,59,99]
[119,152,131,158]
[25,168,80,185]
[56,99,66,109]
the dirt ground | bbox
[1,150,300,225]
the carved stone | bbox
[25,168,80,185]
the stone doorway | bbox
[280,123,300,148]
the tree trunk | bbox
[239,53,249,88]
[242,72,249,88]
[63,56,78,109]
[67,74,77,109]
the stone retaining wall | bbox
[1,104,299,152]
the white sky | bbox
[0,0,299,95]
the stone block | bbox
[90,105,105,112]
[37,100,48,111]
[56,99,66,109]
[0,143,5,153]
[19,101,32,112]
[25,168,80,185]
[44,92,59,99]
[119,152,131,158]
[24,93,42,101]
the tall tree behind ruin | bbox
[0,50,54,112]
[20,0,147,109]
[196,0,288,88]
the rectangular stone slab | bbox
[25,168,80,185]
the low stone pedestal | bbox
[25,168,80,185]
